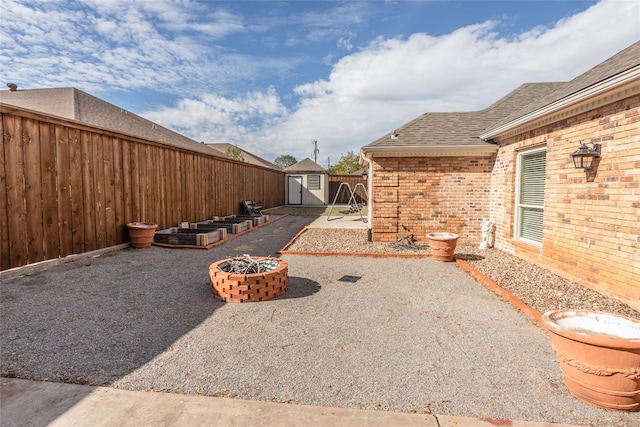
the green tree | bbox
[328,151,361,175]
[225,145,245,162]
[273,154,297,169]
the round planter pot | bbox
[126,222,158,249]
[209,257,288,303]
[541,309,640,411]
[426,232,459,262]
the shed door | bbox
[288,176,303,205]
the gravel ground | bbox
[285,228,639,320]
[1,216,638,427]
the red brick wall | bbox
[369,94,639,309]
[370,155,495,243]
[492,94,640,309]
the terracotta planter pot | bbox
[426,232,459,262]
[541,310,640,411]
[126,222,158,249]
[209,257,288,303]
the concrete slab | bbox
[0,378,583,427]
[1,378,436,427]
[437,415,581,427]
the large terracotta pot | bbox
[209,257,288,303]
[541,310,640,411]
[426,232,459,262]
[126,222,158,249]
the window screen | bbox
[517,149,546,245]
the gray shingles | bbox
[0,87,219,157]
[488,41,640,131]
[365,41,640,150]
[205,143,281,170]
[365,82,563,148]
[284,157,328,173]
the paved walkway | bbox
[1,378,579,427]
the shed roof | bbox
[284,158,328,173]
[0,87,219,157]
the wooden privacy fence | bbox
[329,175,368,204]
[1,106,285,271]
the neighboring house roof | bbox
[0,87,219,157]
[284,158,328,173]
[349,167,368,176]
[205,143,281,170]
[363,82,562,156]
[363,41,640,156]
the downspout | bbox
[360,150,373,242]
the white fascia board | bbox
[479,65,640,140]
[361,144,498,157]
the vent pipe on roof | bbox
[6,83,17,91]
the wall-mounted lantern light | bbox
[362,169,368,181]
[571,142,601,171]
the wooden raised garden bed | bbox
[223,214,269,227]
[193,219,252,234]
[152,214,278,249]
[154,227,223,247]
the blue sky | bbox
[1,1,639,166]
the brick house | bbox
[361,41,640,310]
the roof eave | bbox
[479,65,640,140]
[361,144,498,158]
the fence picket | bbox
[81,130,97,252]
[3,115,28,268]
[0,114,9,269]
[23,119,44,263]
[1,106,286,270]
[55,124,72,257]
[69,128,84,253]
[40,122,60,260]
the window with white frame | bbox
[515,147,546,245]
[307,175,321,190]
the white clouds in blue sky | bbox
[1,0,639,165]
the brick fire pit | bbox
[209,257,288,302]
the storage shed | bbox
[284,158,329,205]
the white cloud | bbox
[337,31,356,51]
[159,8,247,39]
[142,87,288,149]
[146,0,638,164]
[1,1,308,109]
[2,0,638,166]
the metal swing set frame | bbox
[327,182,368,223]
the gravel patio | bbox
[1,215,637,426]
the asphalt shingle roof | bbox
[0,87,219,157]
[205,143,280,170]
[365,82,563,149]
[487,40,640,131]
[284,157,328,173]
[365,41,640,150]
